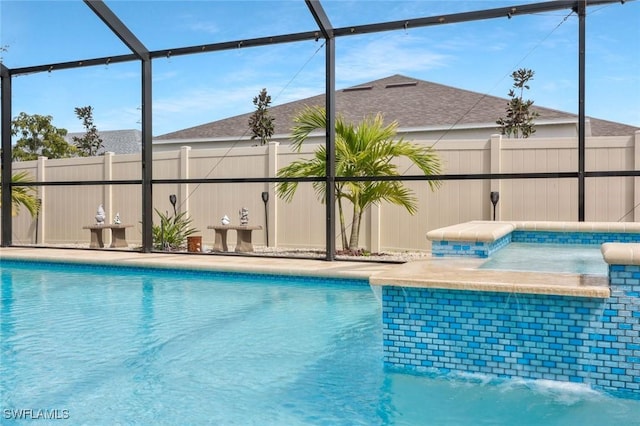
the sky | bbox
[1,0,639,137]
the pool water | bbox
[2,261,639,425]
[479,243,607,275]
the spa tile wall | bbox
[382,283,640,398]
[431,234,511,258]
[512,231,640,245]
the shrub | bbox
[152,209,198,250]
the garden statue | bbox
[114,212,121,224]
[95,204,106,224]
[239,207,249,225]
[221,215,231,225]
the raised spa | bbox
[371,221,640,399]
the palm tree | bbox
[0,171,39,217]
[276,106,442,251]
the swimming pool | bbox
[2,260,640,425]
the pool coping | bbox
[426,220,640,243]
[601,242,640,266]
[0,247,394,281]
[0,239,625,299]
[370,257,610,298]
[385,220,639,297]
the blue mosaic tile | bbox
[431,234,511,258]
[382,272,640,398]
[511,230,640,245]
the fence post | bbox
[180,146,191,215]
[36,156,47,244]
[268,141,279,247]
[490,134,502,221]
[369,204,381,253]
[103,152,114,245]
[634,131,640,222]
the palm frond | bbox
[279,107,443,249]
[0,171,39,217]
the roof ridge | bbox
[155,74,638,140]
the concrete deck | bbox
[0,247,395,280]
[0,246,610,298]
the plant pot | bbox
[187,236,202,253]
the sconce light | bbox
[490,191,500,221]
[169,194,177,217]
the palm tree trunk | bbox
[336,186,348,250]
[349,204,362,250]
[335,183,349,250]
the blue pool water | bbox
[2,261,639,425]
[479,243,607,275]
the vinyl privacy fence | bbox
[8,132,639,252]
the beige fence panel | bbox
[378,139,491,252]
[275,144,328,250]
[585,137,635,222]
[6,132,639,251]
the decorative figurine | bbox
[221,215,231,225]
[239,207,249,225]
[95,204,106,224]
[114,212,121,224]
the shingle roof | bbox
[155,74,638,140]
[66,129,142,154]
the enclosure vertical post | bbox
[307,0,336,261]
[577,1,586,221]
[85,0,153,250]
[635,131,640,222]
[141,58,153,252]
[490,134,502,221]
[1,64,12,247]
[325,38,336,261]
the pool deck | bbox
[0,247,393,280]
[0,246,610,298]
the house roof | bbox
[155,74,638,140]
[66,129,142,154]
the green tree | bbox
[0,171,39,218]
[73,106,104,157]
[248,88,275,145]
[496,68,540,138]
[276,106,442,251]
[11,112,76,160]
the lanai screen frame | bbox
[0,0,635,260]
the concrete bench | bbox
[207,225,262,253]
[83,224,133,249]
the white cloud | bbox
[185,21,220,35]
[335,34,453,83]
[97,106,142,132]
